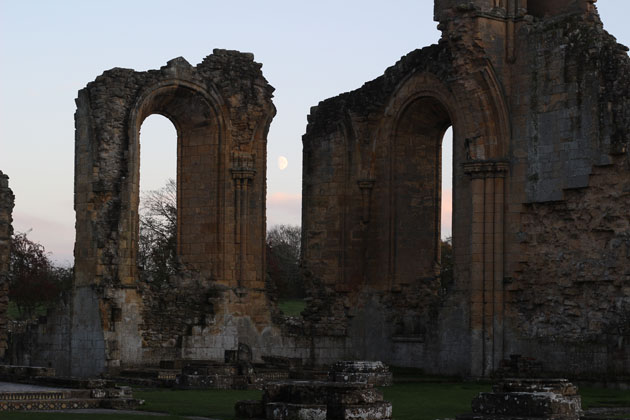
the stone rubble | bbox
[235,361,393,420]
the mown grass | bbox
[133,383,492,420]
[580,385,630,409]
[277,299,306,317]
[135,388,262,419]
[383,380,491,420]
[7,301,48,320]
[1,413,186,420]
[2,379,629,419]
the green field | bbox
[277,299,307,317]
[580,385,630,410]
[7,301,48,320]
[136,388,261,419]
[1,414,186,420]
[2,379,629,419]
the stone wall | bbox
[301,0,630,378]
[14,0,630,380]
[0,171,14,359]
[7,302,71,373]
[505,7,630,378]
[70,49,279,376]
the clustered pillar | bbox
[464,161,508,377]
[231,152,256,293]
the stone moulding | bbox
[70,49,276,376]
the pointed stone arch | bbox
[72,51,275,376]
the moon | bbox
[278,156,288,170]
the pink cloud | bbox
[9,189,451,261]
[267,192,302,228]
[441,188,452,239]
[13,213,74,265]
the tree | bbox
[9,231,71,320]
[266,225,302,299]
[138,178,179,284]
[440,236,453,292]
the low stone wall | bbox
[328,361,393,386]
[235,361,393,420]
[236,381,392,420]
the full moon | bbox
[278,156,288,170]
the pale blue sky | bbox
[1,1,628,264]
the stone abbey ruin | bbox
[1,0,629,382]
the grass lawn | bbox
[136,388,262,419]
[7,301,49,320]
[580,385,630,410]
[135,382,491,420]
[277,299,306,317]
[1,414,186,420]
[2,380,628,419]
[383,381,490,420]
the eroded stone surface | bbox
[237,363,393,419]
[328,361,392,387]
[12,50,279,377]
[458,379,582,420]
[7,0,630,381]
[0,171,14,360]
[300,0,630,377]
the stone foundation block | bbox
[265,402,326,420]
[264,381,330,405]
[235,400,265,419]
[177,373,235,389]
[329,387,383,405]
[328,361,393,387]
[472,392,581,417]
[458,379,582,420]
[326,401,393,420]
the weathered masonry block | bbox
[458,378,582,420]
[236,381,392,420]
[0,171,14,360]
[71,50,276,376]
[12,0,630,381]
[301,0,630,378]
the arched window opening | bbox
[137,114,178,283]
[441,126,453,241]
[440,126,454,290]
[393,97,450,285]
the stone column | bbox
[0,171,15,360]
[231,152,256,293]
[357,179,375,223]
[464,161,508,377]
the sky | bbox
[1,1,629,265]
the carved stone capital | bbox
[231,168,256,180]
[463,160,509,179]
[231,151,256,180]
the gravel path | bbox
[30,409,217,419]
[0,381,64,392]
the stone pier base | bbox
[458,378,582,420]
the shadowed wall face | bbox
[71,51,276,376]
[527,0,595,17]
[393,97,450,285]
[0,171,14,359]
[301,0,630,378]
